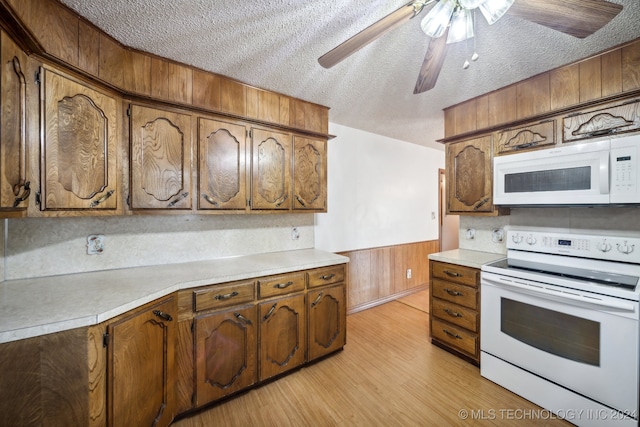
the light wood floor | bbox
[173,292,570,426]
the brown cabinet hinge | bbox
[103,332,109,348]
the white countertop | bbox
[0,249,348,344]
[428,249,505,269]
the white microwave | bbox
[493,135,640,206]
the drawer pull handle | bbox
[444,308,462,318]
[311,292,324,307]
[274,281,294,289]
[215,291,239,300]
[263,303,277,321]
[443,329,462,340]
[444,288,463,297]
[444,270,461,277]
[320,274,335,281]
[234,312,252,325]
[153,310,173,322]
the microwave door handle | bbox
[600,151,610,194]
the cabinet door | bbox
[293,136,326,211]
[108,298,176,427]
[129,104,192,209]
[446,136,494,213]
[259,293,305,380]
[40,67,118,210]
[194,305,257,406]
[494,120,556,155]
[251,128,291,210]
[308,284,346,361]
[0,32,30,210]
[198,118,248,210]
[563,98,640,143]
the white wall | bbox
[314,123,445,253]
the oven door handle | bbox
[483,275,637,312]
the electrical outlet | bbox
[431,211,436,220]
[492,228,504,243]
[291,227,300,240]
[466,228,476,240]
[87,234,105,255]
[406,268,412,279]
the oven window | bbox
[504,166,591,193]
[501,298,600,366]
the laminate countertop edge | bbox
[428,249,505,269]
[0,248,349,344]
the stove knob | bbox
[512,234,523,244]
[526,234,537,245]
[617,241,635,255]
[597,240,612,253]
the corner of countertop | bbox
[428,248,505,269]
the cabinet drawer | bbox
[431,318,478,358]
[431,298,478,332]
[431,279,477,309]
[258,272,306,299]
[194,281,255,312]
[307,265,345,288]
[431,262,478,287]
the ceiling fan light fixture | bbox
[458,0,485,8]
[420,0,456,38]
[447,7,474,44]
[478,0,515,25]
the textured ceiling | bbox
[59,0,640,150]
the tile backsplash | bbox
[5,214,315,281]
[459,206,640,254]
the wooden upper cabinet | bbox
[0,31,30,211]
[198,117,248,210]
[446,136,494,214]
[129,104,192,210]
[250,128,291,210]
[293,136,326,211]
[563,98,640,143]
[39,66,118,211]
[494,120,556,155]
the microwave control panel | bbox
[610,135,639,203]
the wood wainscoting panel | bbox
[339,240,439,314]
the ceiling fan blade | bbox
[507,0,623,39]
[413,29,449,94]
[318,1,429,68]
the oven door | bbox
[481,271,639,415]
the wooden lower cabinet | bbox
[259,293,306,381]
[429,260,480,365]
[107,297,176,427]
[194,304,257,406]
[308,284,346,361]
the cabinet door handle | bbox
[167,192,189,207]
[201,193,219,207]
[214,291,239,300]
[444,288,463,297]
[90,190,114,208]
[311,292,323,307]
[320,274,335,281]
[443,308,462,318]
[295,195,306,207]
[274,281,294,289]
[234,312,252,325]
[275,194,288,208]
[13,181,30,207]
[153,310,173,322]
[263,303,277,321]
[443,329,462,339]
[444,270,461,277]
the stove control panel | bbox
[508,228,640,264]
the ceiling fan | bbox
[318,0,623,94]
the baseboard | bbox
[347,284,428,315]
